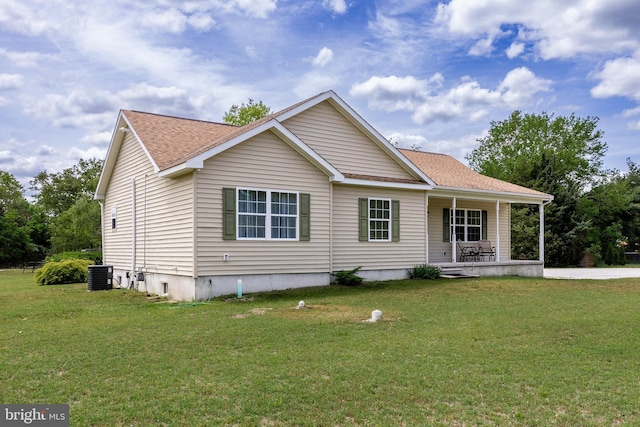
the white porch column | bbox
[539,202,545,264]
[495,201,500,262]
[452,197,457,263]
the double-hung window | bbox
[369,198,391,241]
[237,188,298,240]
[444,208,485,242]
[358,198,400,242]
[454,209,481,241]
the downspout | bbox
[329,182,334,278]
[131,177,136,289]
[98,201,105,263]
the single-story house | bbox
[94,90,553,300]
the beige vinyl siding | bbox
[427,197,501,263]
[282,101,416,180]
[103,133,194,276]
[332,185,426,271]
[195,130,331,276]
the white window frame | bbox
[368,197,391,242]
[453,208,481,242]
[237,188,299,240]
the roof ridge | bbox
[124,109,239,128]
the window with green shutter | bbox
[359,197,399,242]
[222,187,310,241]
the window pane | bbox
[455,226,465,242]
[270,192,298,239]
[238,215,265,238]
[468,226,481,241]
[369,199,391,240]
[468,210,481,225]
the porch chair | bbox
[478,240,495,261]
[457,240,479,262]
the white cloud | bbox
[0,49,52,67]
[68,146,107,161]
[498,67,553,108]
[469,36,495,56]
[323,0,348,14]
[591,53,640,101]
[226,0,277,18]
[622,106,640,118]
[506,42,525,59]
[23,89,116,129]
[312,47,334,68]
[435,0,640,59]
[0,73,22,89]
[293,73,337,98]
[188,13,216,31]
[141,8,189,34]
[350,75,439,111]
[351,67,552,125]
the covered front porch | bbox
[426,192,551,275]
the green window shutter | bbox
[391,200,400,242]
[482,210,488,240]
[300,193,311,241]
[358,198,368,242]
[222,188,236,240]
[443,208,450,242]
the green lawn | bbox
[1,269,639,426]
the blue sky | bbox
[2,0,640,191]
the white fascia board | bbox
[430,186,554,203]
[158,119,344,182]
[275,91,436,186]
[341,177,432,191]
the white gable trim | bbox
[158,119,344,182]
[94,111,160,200]
[275,91,436,186]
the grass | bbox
[1,269,640,426]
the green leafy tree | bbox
[30,158,103,217]
[0,171,35,266]
[50,195,102,253]
[223,99,272,126]
[466,111,608,266]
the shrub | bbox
[407,264,441,280]
[334,266,364,286]
[34,259,93,286]
[47,251,102,265]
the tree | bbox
[50,195,102,252]
[0,171,34,266]
[466,111,608,266]
[223,99,271,126]
[30,158,103,217]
